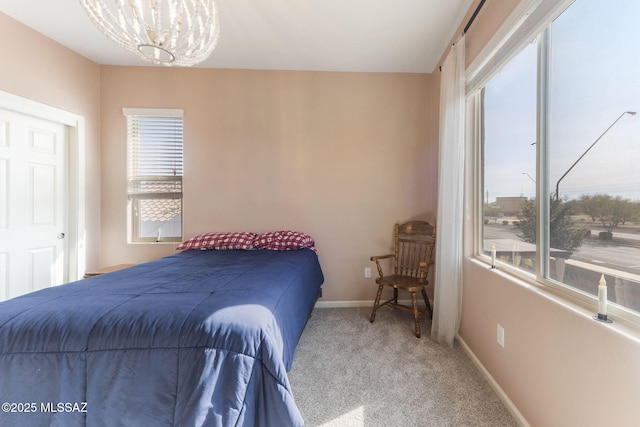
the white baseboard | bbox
[315,300,424,309]
[315,300,373,308]
[456,334,530,427]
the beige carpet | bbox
[288,307,518,427]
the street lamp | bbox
[522,172,536,184]
[555,111,636,200]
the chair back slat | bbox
[393,221,436,279]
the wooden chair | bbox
[369,221,436,338]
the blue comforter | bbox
[0,249,324,426]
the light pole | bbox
[522,172,536,184]
[555,111,636,200]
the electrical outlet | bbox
[364,267,372,278]
[497,324,505,347]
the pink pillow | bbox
[254,231,316,252]
[177,232,256,251]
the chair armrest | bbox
[370,254,395,262]
[370,254,394,278]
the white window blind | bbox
[123,108,183,242]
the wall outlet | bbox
[364,267,372,278]
[497,324,505,347]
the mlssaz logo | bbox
[40,402,87,413]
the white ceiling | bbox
[0,0,472,73]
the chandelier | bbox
[79,0,220,67]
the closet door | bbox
[0,108,67,300]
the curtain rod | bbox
[439,0,486,71]
[463,0,487,35]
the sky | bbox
[483,0,640,203]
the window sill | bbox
[468,256,640,341]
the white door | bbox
[0,108,67,300]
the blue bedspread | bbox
[0,249,324,426]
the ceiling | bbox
[0,0,472,73]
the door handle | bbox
[57,233,65,239]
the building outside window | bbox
[124,108,183,243]
[477,0,640,321]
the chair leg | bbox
[370,284,384,323]
[411,292,421,338]
[422,287,433,319]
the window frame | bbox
[469,0,640,327]
[123,108,184,244]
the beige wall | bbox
[99,66,439,301]
[458,1,640,426]
[0,13,102,271]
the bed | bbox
[0,238,324,426]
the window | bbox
[481,41,538,276]
[477,0,640,322]
[124,109,183,243]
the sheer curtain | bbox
[431,36,466,346]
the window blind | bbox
[125,112,183,200]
